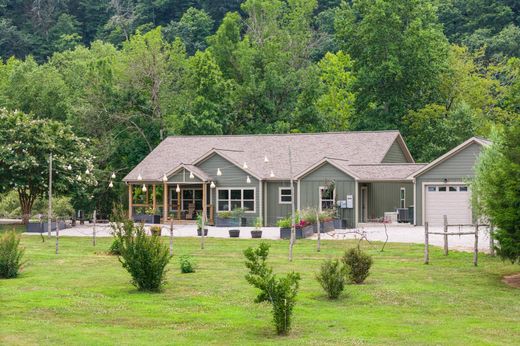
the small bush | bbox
[316,259,346,299]
[276,217,291,228]
[150,226,161,236]
[111,218,171,291]
[179,255,195,273]
[244,243,301,335]
[342,247,373,284]
[108,238,122,255]
[0,231,25,278]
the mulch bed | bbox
[503,273,520,289]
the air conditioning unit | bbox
[396,208,409,223]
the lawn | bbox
[1,235,519,345]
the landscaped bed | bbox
[1,236,519,345]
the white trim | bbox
[216,187,256,213]
[191,149,263,180]
[360,186,368,222]
[278,187,292,204]
[297,180,301,211]
[421,181,470,226]
[399,187,406,209]
[259,181,263,226]
[319,185,336,212]
[413,179,417,225]
[409,137,490,179]
[263,181,267,226]
[355,181,359,227]
[294,158,360,180]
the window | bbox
[217,188,256,212]
[449,186,457,192]
[319,186,335,211]
[279,188,292,204]
[459,186,468,192]
[438,186,447,192]
[427,186,436,192]
[400,187,406,208]
[182,188,202,210]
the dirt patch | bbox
[502,273,520,288]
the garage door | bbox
[425,185,472,226]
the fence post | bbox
[489,223,495,257]
[55,218,59,255]
[424,222,429,265]
[169,218,174,256]
[443,215,448,256]
[474,224,479,267]
[92,210,97,247]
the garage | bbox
[424,184,472,226]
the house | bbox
[123,131,488,227]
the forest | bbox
[0,0,519,216]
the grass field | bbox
[1,235,519,345]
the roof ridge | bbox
[348,163,426,166]
[165,130,401,139]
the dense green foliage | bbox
[244,242,301,335]
[316,258,347,299]
[342,247,373,284]
[0,0,519,217]
[112,218,172,291]
[472,121,520,264]
[179,255,196,273]
[0,231,24,278]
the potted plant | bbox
[228,229,240,238]
[319,210,335,233]
[301,208,319,232]
[251,217,263,238]
[215,211,239,227]
[150,225,161,236]
[196,213,208,237]
[231,208,247,226]
[277,217,292,239]
[133,207,161,224]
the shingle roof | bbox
[347,163,427,181]
[123,131,413,182]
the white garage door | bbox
[425,184,472,226]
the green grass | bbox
[1,236,519,345]
[0,224,25,233]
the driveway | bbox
[25,222,492,253]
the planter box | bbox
[26,221,67,233]
[229,229,240,238]
[280,226,314,239]
[251,230,262,238]
[215,217,239,227]
[313,220,335,233]
[133,214,161,224]
[197,228,208,236]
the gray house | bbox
[123,131,488,228]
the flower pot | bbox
[197,228,208,236]
[251,230,262,238]
[322,220,335,232]
[215,217,239,227]
[279,227,292,239]
[302,225,314,238]
[229,229,240,238]
[333,218,342,229]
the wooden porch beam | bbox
[128,184,133,219]
[163,182,168,223]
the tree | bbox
[335,0,449,130]
[0,109,95,223]
[472,122,520,264]
[164,7,214,55]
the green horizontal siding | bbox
[382,140,409,163]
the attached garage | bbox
[424,184,472,226]
[411,137,491,226]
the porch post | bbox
[128,184,133,219]
[152,184,156,211]
[162,181,168,223]
[177,188,181,220]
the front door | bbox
[360,186,368,222]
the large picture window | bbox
[217,188,255,212]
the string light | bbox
[210,181,216,188]
[243,162,248,169]
[137,174,142,181]
[111,172,116,179]
[142,184,147,192]
[67,164,72,171]
[246,176,251,184]
[217,168,222,176]
[109,181,113,188]
[77,175,82,181]
[189,171,194,179]
[176,184,180,193]
[270,170,275,178]
[264,155,269,163]
[85,169,90,174]
[162,173,168,182]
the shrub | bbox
[276,217,291,228]
[218,211,232,219]
[342,247,373,284]
[179,255,195,273]
[108,238,122,255]
[111,219,171,291]
[301,208,317,224]
[150,226,161,236]
[316,259,346,299]
[0,231,25,278]
[244,243,301,335]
